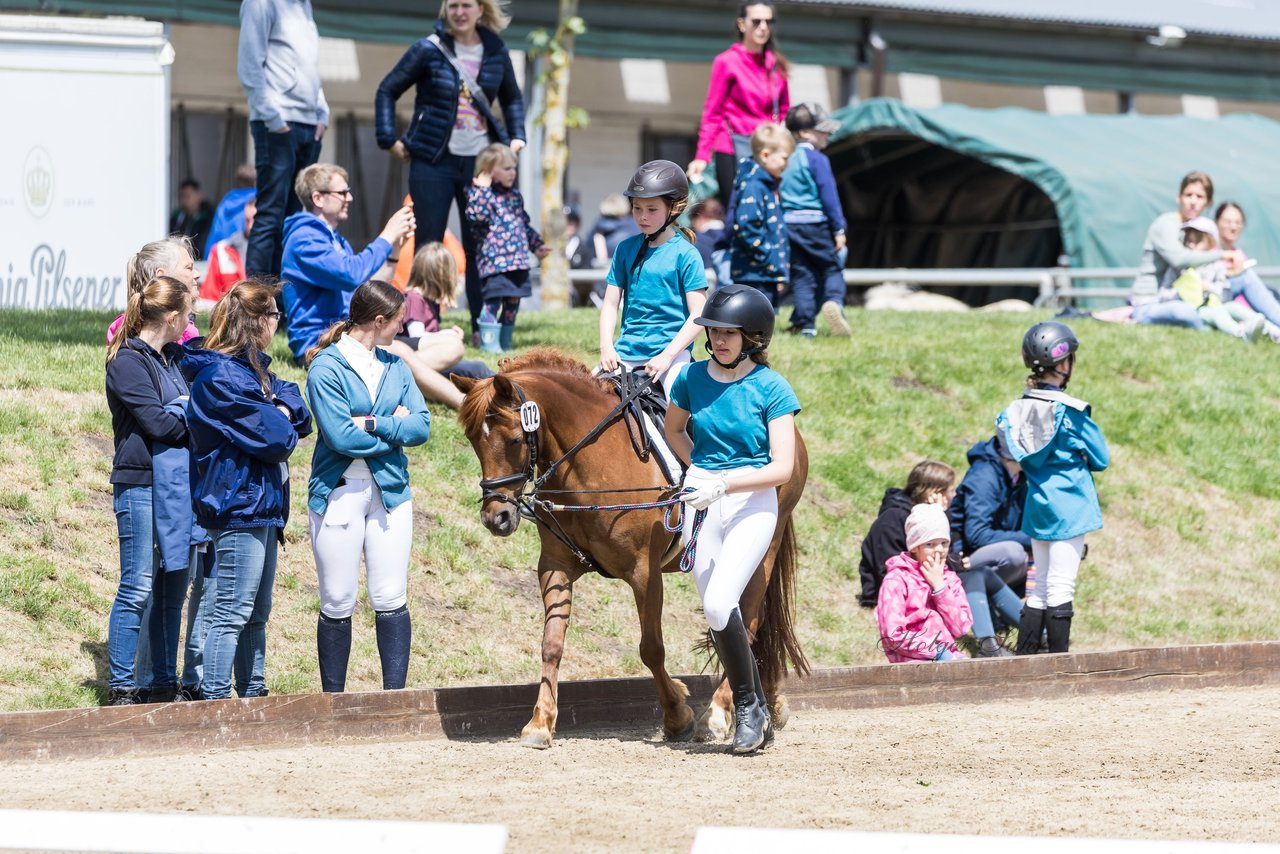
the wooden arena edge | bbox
[1,641,1276,762]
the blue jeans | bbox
[247,121,321,278]
[1132,300,1205,330]
[1228,269,1280,328]
[959,563,1025,639]
[787,221,846,331]
[108,486,190,690]
[202,527,277,700]
[409,154,481,333]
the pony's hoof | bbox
[663,704,697,742]
[693,705,731,742]
[770,696,791,730]
[519,728,553,749]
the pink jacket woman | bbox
[688,2,790,206]
[875,553,973,663]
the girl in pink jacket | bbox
[876,503,974,663]
[687,2,790,207]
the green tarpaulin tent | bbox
[826,98,1280,275]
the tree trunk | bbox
[537,0,580,310]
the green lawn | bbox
[1,306,1278,710]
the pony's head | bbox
[455,371,530,536]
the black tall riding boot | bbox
[375,605,412,690]
[710,609,771,755]
[1015,606,1046,656]
[1046,602,1074,653]
[750,651,775,747]
[317,614,352,693]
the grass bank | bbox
[1,306,1278,710]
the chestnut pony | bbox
[453,349,809,749]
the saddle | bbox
[608,368,682,487]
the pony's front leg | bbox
[630,560,695,741]
[521,561,575,749]
[695,677,733,742]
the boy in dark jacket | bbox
[949,433,1032,596]
[729,122,793,306]
[780,103,849,338]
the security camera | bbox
[1146,24,1187,48]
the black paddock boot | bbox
[375,606,412,690]
[317,613,353,693]
[1015,606,1046,655]
[978,636,1014,658]
[1046,602,1074,653]
[710,609,771,755]
[106,687,141,706]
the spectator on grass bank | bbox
[687,1,790,208]
[182,280,313,700]
[107,238,201,346]
[376,0,527,341]
[304,281,432,692]
[875,503,973,663]
[201,196,256,305]
[239,0,328,279]
[728,123,792,307]
[169,179,215,257]
[397,241,494,409]
[1215,201,1280,330]
[780,102,849,338]
[280,163,415,364]
[949,433,1031,597]
[205,163,258,252]
[1131,171,1244,328]
[104,276,202,705]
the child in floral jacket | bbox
[729,123,793,307]
[465,143,550,351]
[876,503,973,663]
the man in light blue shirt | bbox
[238,0,329,279]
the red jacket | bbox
[695,43,790,162]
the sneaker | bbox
[176,685,203,702]
[977,636,1014,658]
[1244,314,1266,343]
[106,687,141,707]
[821,300,851,337]
[800,328,817,339]
[147,684,180,703]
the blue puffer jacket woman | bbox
[374,7,526,338]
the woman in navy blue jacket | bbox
[182,279,312,700]
[375,0,526,340]
[104,276,198,706]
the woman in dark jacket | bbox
[104,276,197,705]
[182,279,312,701]
[375,0,526,339]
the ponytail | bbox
[305,318,355,368]
[668,197,697,244]
[205,278,281,394]
[304,280,405,369]
[106,276,191,362]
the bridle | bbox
[473,375,678,574]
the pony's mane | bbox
[457,348,613,436]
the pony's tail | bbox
[754,516,809,684]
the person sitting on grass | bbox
[875,503,973,663]
[857,459,956,608]
[393,242,494,409]
[1165,217,1268,344]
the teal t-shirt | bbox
[606,233,708,362]
[669,361,800,471]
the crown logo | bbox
[23,148,54,218]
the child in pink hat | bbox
[875,503,973,663]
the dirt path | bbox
[3,685,1278,852]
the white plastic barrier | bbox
[693,828,1280,853]
[0,810,507,853]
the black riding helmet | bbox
[695,285,775,368]
[621,160,690,279]
[1022,321,1079,382]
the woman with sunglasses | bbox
[687,2,790,208]
[182,279,313,700]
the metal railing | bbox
[569,265,1280,307]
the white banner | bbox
[0,15,171,310]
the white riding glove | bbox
[682,477,727,511]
